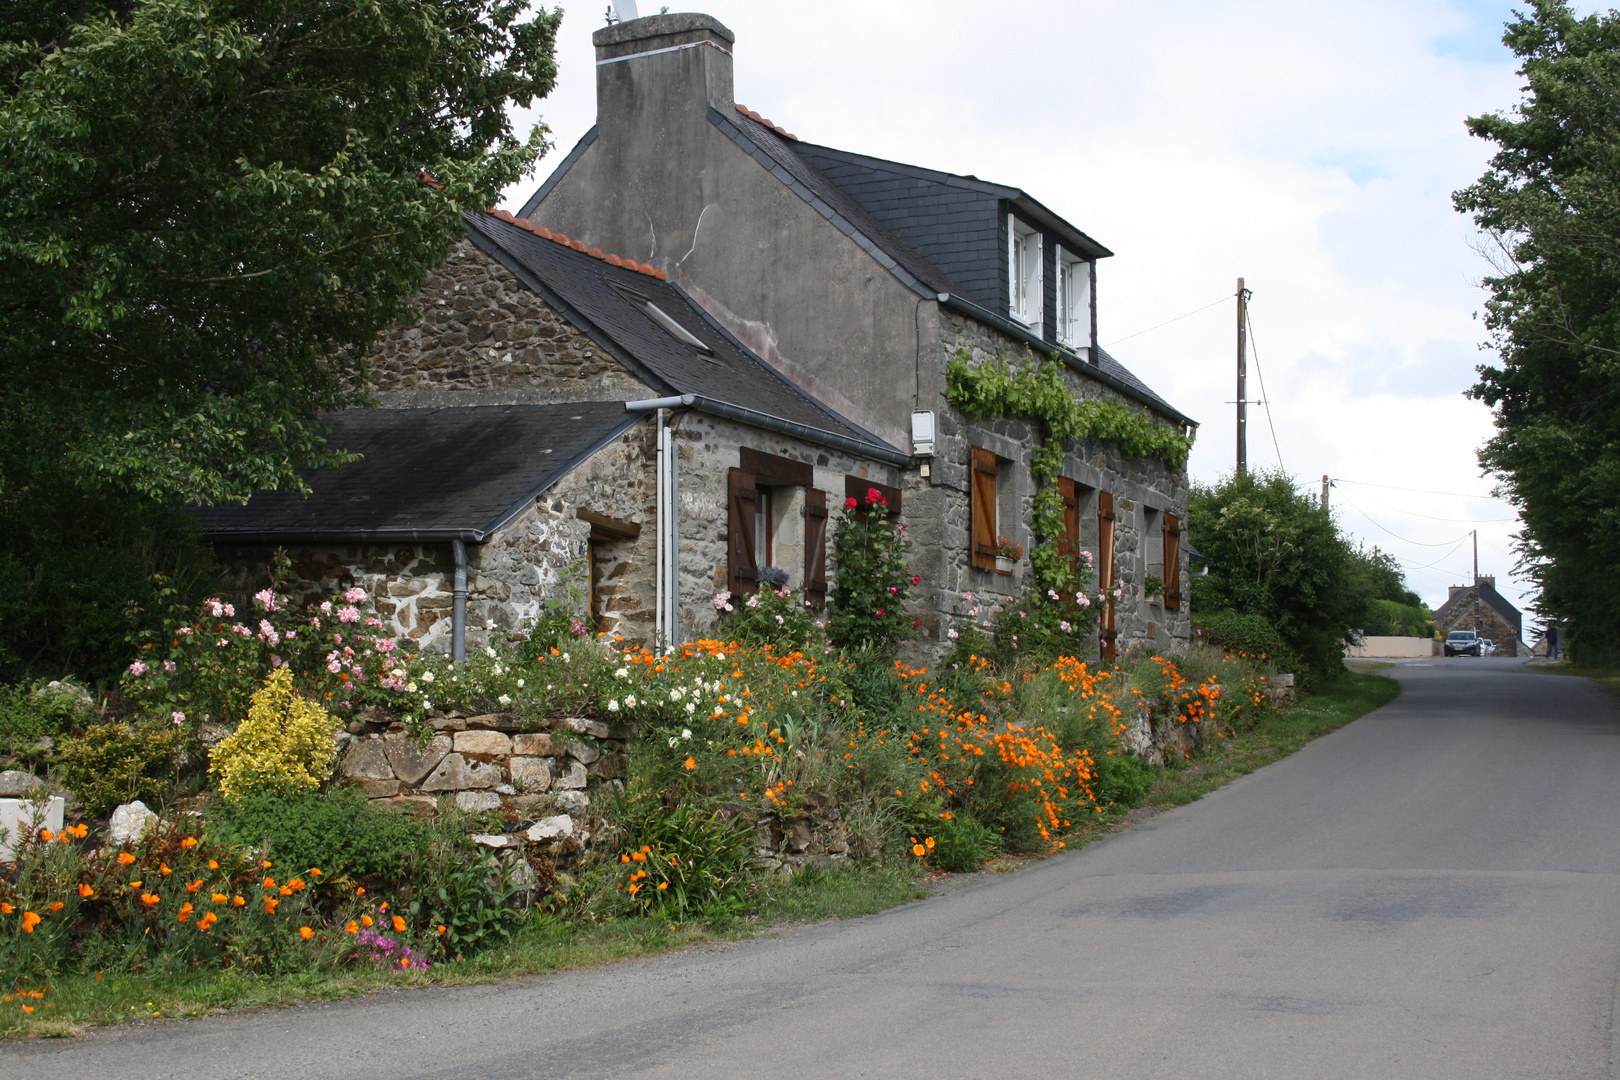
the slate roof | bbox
[196,402,637,542]
[1435,581,1523,638]
[463,211,902,457]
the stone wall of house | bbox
[924,311,1193,658]
[1436,592,1527,656]
[365,240,654,406]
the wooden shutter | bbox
[727,468,758,596]
[970,447,998,571]
[1058,477,1080,582]
[1163,512,1182,611]
[1098,491,1118,660]
[804,488,829,608]
[844,476,902,518]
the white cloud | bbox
[503,1,1545,624]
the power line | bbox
[1332,478,1508,502]
[1337,494,1473,547]
[1391,538,1470,572]
[1102,292,1235,348]
[1344,488,1516,524]
[1245,307,1285,474]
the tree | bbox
[0,0,560,506]
[0,1,560,679]
[1188,470,1377,684]
[1453,1,1620,662]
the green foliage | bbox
[608,796,759,919]
[1192,610,1295,669]
[718,584,818,650]
[828,488,914,656]
[1364,598,1434,638]
[0,680,93,759]
[210,786,436,883]
[1091,752,1153,808]
[946,350,1192,592]
[919,812,998,873]
[0,486,217,684]
[0,0,561,508]
[1189,470,1395,684]
[1452,1,1620,662]
[56,721,188,817]
[414,848,526,959]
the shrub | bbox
[412,844,526,959]
[1192,610,1294,670]
[56,721,187,817]
[827,488,914,657]
[609,796,759,919]
[1091,752,1153,807]
[715,584,818,650]
[923,812,999,872]
[209,786,437,883]
[210,669,339,799]
[0,680,93,759]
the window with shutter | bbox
[843,476,902,518]
[727,468,758,596]
[1058,476,1080,582]
[1163,512,1182,611]
[1098,491,1118,660]
[970,447,998,571]
[804,488,829,608]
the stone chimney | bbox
[1476,574,1496,590]
[593,13,735,134]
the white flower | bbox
[607,699,620,712]
[498,694,512,706]
[791,690,798,697]
[493,663,504,675]
[624,695,638,708]
[668,736,679,748]
[615,668,630,679]
[422,670,435,683]
[1059,621,1072,632]
[406,682,418,693]
[681,729,692,740]
[669,688,684,701]
[562,652,571,663]
[947,629,959,640]
[516,678,525,688]
[485,646,497,658]
[685,702,696,714]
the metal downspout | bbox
[451,539,468,664]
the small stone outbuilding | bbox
[1433,575,1527,657]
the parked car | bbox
[1445,630,1482,657]
[1481,639,1497,657]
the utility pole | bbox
[1236,278,1249,476]
[1473,530,1479,583]
[1322,474,1331,511]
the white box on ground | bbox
[0,797,65,859]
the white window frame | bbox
[1056,247,1091,349]
[1008,214,1042,328]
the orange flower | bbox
[912,843,926,857]
[299,927,315,940]
[262,860,272,869]
[361,915,374,927]
[345,921,359,934]
[0,903,12,914]
[129,880,142,889]
[177,903,194,922]
[21,1005,33,1014]
[22,911,41,932]
[38,829,53,842]
[197,912,218,930]
[186,879,204,893]
[69,824,89,839]
[279,886,292,897]
[631,852,646,862]
[140,894,160,908]
[159,863,172,876]
[684,757,696,770]
[208,859,219,871]
[264,898,279,914]
[309,868,322,877]
[355,886,365,896]
[620,854,631,864]
[180,837,198,849]
[436,925,447,934]
[657,882,669,890]
[287,878,305,892]
[627,883,640,895]
[211,892,227,904]
[262,876,277,889]
[78,884,94,899]
[232,896,246,907]
[391,915,406,933]
[49,901,64,912]
[118,852,137,866]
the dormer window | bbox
[1056,248,1091,349]
[1009,215,1042,327]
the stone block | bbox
[1,796,65,858]
[512,733,559,756]
[380,796,438,817]
[420,753,503,792]
[0,770,43,798]
[589,753,627,780]
[553,760,588,790]
[382,734,451,786]
[471,832,522,849]
[509,756,554,793]
[341,739,395,781]
[428,716,467,732]
[454,730,513,756]
[359,779,401,798]
[466,712,525,731]
[107,800,156,845]
[455,791,502,813]
[559,717,610,739]
[565,739,601,765]
[525,815,573,842]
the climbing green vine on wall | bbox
[945,349,1194,591]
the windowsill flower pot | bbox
[994,556,1015,574]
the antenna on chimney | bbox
[609,0,640,22]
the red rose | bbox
[844,497,858,511]
[876,609,885,617]
[911,574,921,586]
[866,487,886,505]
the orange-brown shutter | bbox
[1163,512,1182,611]
[1058,477,1080,584]
[804,488,829,608]
[1098,491,1118,660]
[970,447,998,571]
[727,468,758,596]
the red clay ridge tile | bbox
[734,102,798,141]
[483,211,666,279]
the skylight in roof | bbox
[642,300,711,352]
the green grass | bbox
[0,675,1397,1041]
[0,862,924,1039]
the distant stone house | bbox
[201,10,1198,662]
[1433,575,1527,657]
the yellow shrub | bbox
[210,668,340,799]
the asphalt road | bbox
[7,657,1620,1080]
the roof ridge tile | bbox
[486,209,665,280]
[734,102,797,141]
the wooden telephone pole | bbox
[1236,278,1250,476]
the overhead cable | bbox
[1102,293,1235,348]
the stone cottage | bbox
[1433,575,1527,656]
[201,9,1198,661]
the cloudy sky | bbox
[500,0,1545,623]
